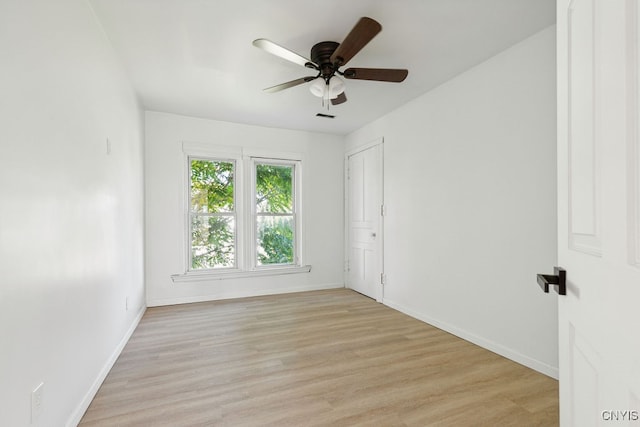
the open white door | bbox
[346,141,383,301]
[557,0,640,425]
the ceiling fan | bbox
[253,17,408,106]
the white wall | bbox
[0,0,145,425]
[346,27,558,377]
[145,112,344,306]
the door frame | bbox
[344,137,385,302]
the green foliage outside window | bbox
[190,160,234,213]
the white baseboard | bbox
[146,282,345,307]
[66,306,146,427]
[383,298,559,380]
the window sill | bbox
[171,265,312,283]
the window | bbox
[179,144,307,279]
[254,160,296,267]
[189,158,237,269]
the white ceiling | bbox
[89,0,555,135]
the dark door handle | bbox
[537,267,566,295]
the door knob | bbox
[371,232,377,238]
[537,267,566,295]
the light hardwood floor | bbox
[79,289,558,426]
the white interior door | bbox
[346,141,383,301]
[557,0,640,425]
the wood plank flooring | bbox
[79,289,558,426]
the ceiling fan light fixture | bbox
[309,76,345,100]
[328,76,345,99]
[309,78,326,97]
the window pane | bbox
[256,164,293,213]
[190,159,234,213]
[191,215,235,269]
[256,215,294,265]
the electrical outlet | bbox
[125,296,129,311]
[31,382,44,422]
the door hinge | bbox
[380,273,386,285]
[345,260,350,272]
[380,204,386,216]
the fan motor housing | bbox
[311,41,339,77]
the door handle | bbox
[537,267,566,295]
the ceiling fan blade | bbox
[330,17,382,67]
[253,39,317,68]
[263,76,317,93]
[331,92,347,105]
[343,68,408,82]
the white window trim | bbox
[172,142,310,282]
[186,156,241,272]
[248,156,302,270]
